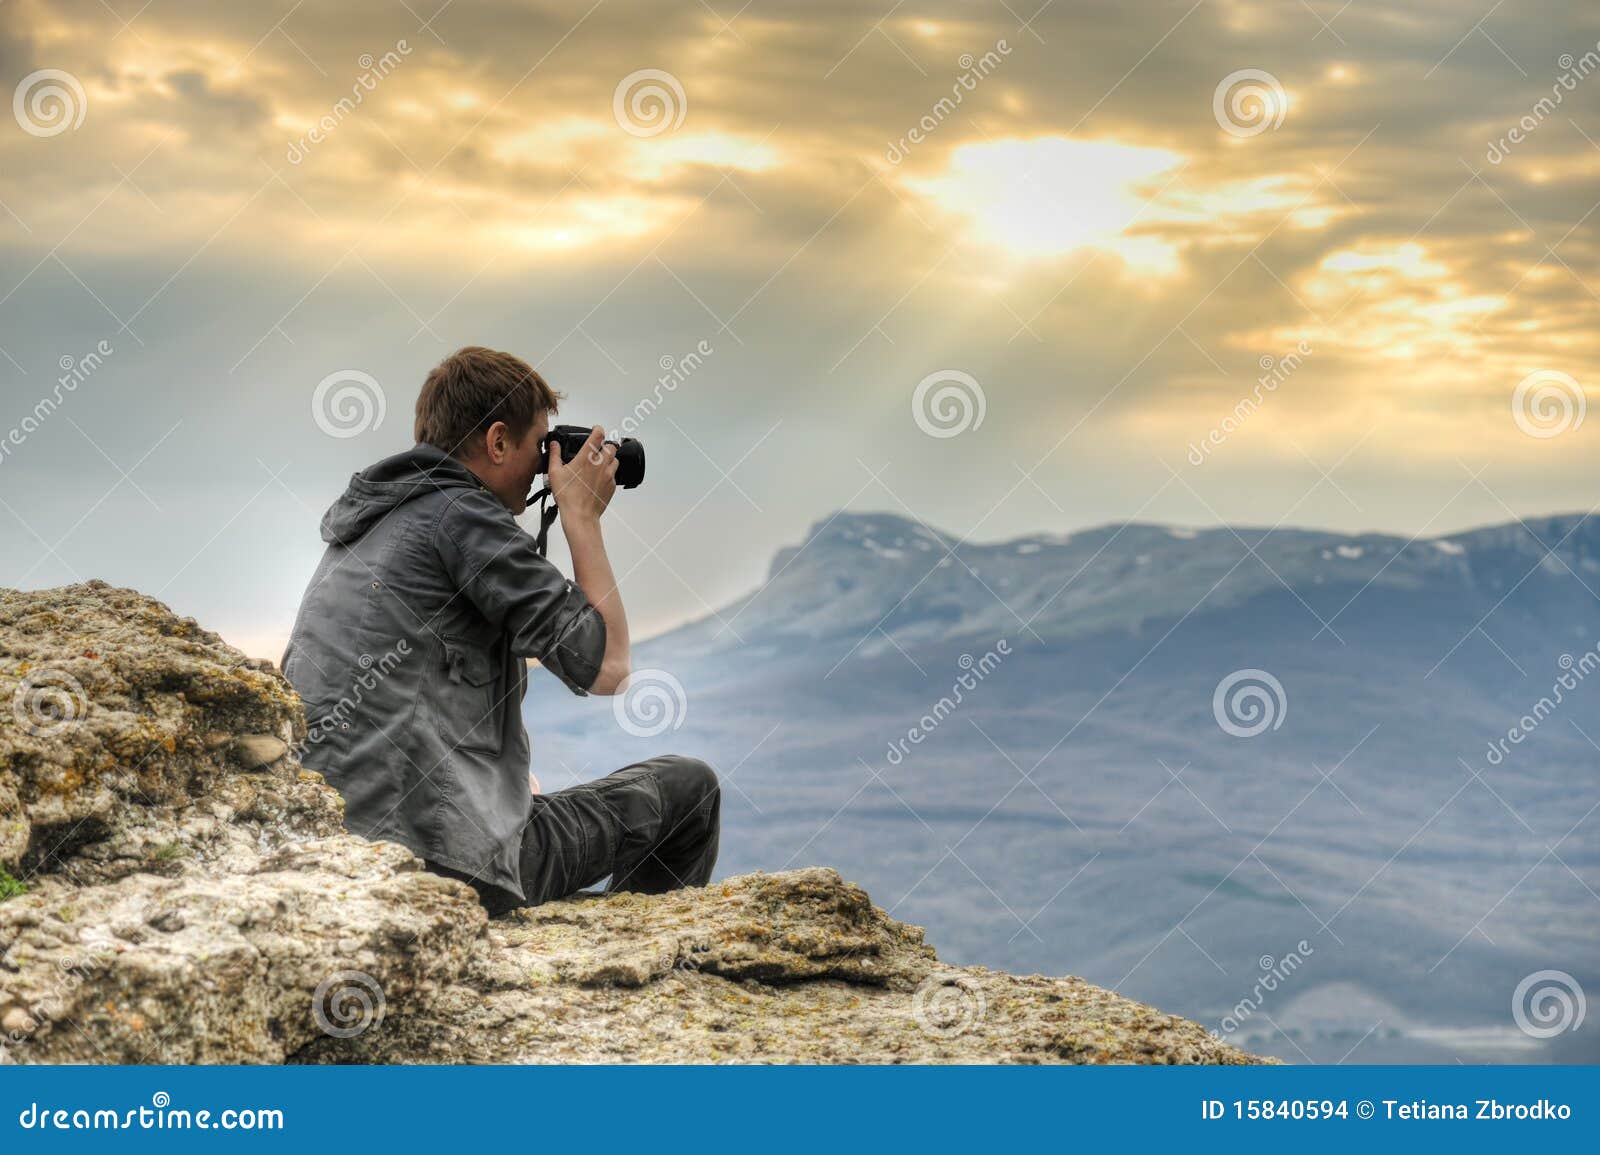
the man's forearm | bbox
[563,514,630,694]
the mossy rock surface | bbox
[0,582,1268,1065]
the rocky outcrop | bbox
[0,582,1264,1065]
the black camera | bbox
[544,424,645,489]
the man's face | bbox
[468,409,549,515]
[503,409,551,515]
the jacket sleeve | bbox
[435,492,607,695]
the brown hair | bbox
[413,347,562,455]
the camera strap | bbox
[530,484,559,558]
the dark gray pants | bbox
[427,754,721,916]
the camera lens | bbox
[613,438,645,488]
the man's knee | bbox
[657,755,719,811]
[665,754,718,794]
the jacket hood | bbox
[320,443,487,544]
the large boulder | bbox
[0,581,338,883]
[1,582,1264,1064]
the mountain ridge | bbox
[647,509,1598,660]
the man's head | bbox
[415,347,563,514]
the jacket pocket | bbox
[433,636,505,758]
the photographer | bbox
[282,346,720,915]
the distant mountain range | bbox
[527,511,1600,1063]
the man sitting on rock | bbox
[281,347,720,915]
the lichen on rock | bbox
[1,582,1266,1065]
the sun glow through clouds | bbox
[906,137,1185,272]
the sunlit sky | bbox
[0,0,1596,655]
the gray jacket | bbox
[281,443,606,898]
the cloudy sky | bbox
[0,0,1596,655]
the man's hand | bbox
[529,771,541,795]
[548,424,617,525]
[550,425,631,696]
